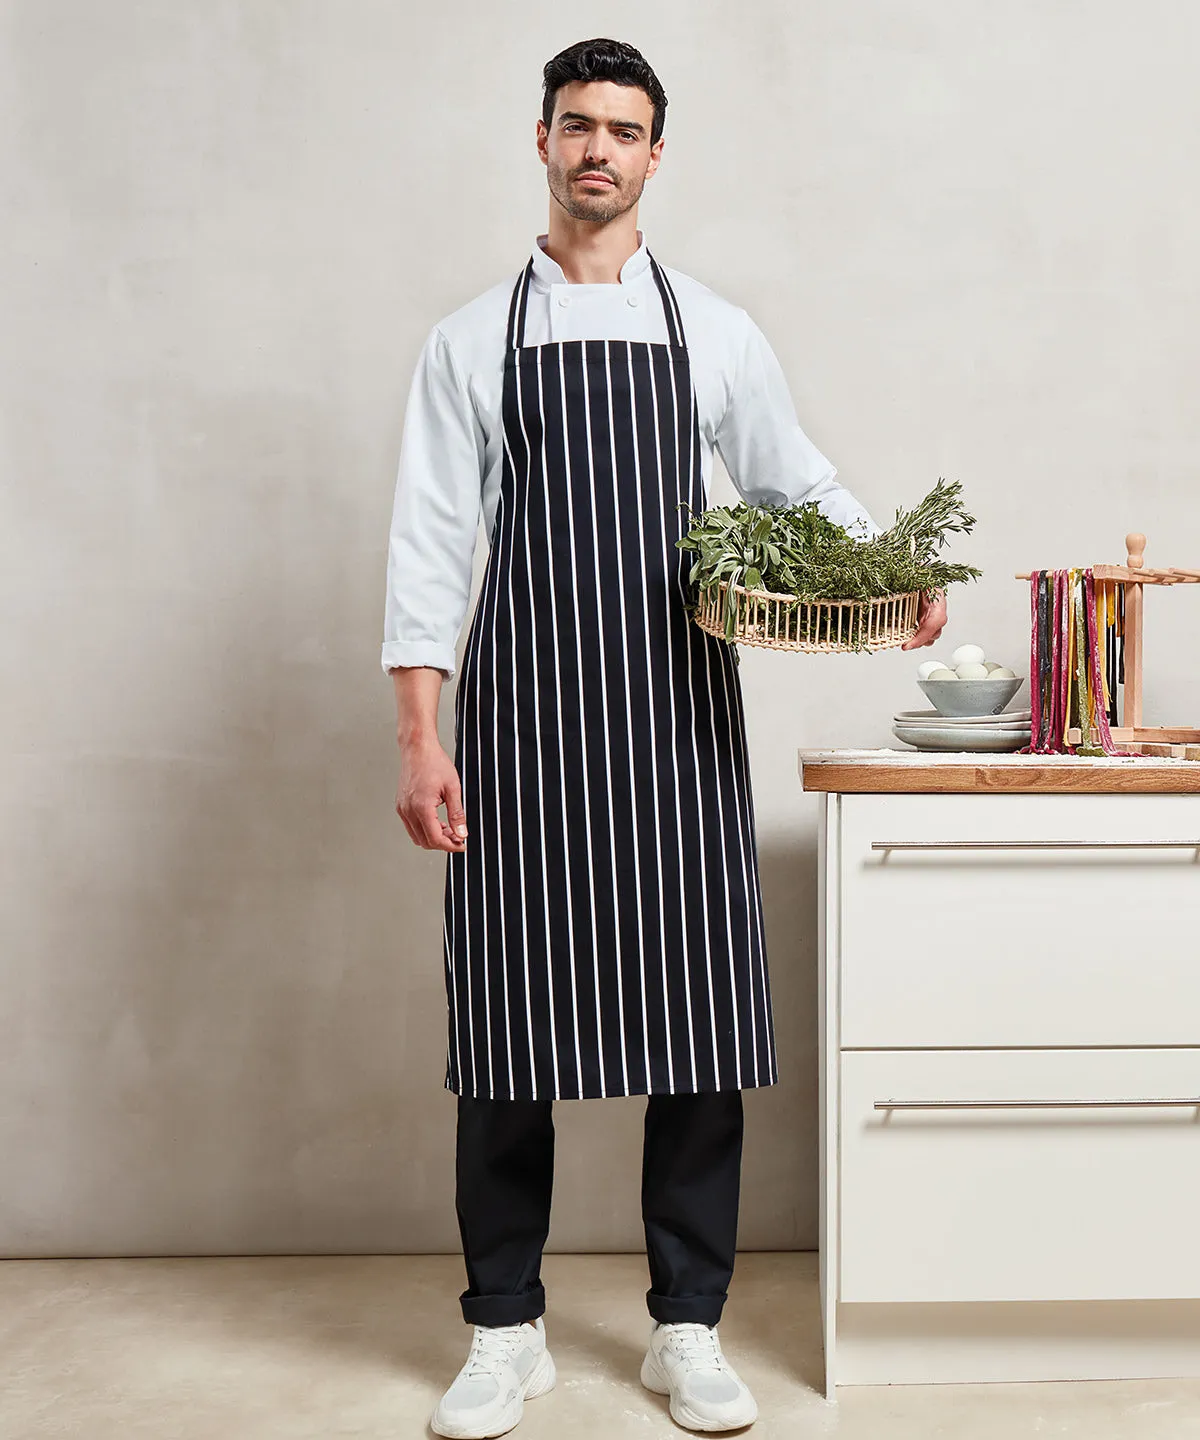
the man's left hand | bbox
[900,589,948,650]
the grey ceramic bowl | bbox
[917,675,1025,717]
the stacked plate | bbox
[892,708,1032,752]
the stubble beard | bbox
[547,159,645,223]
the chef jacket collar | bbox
[530,229,651,288]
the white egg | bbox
[925,667,957,680]
[917,660,948,679]
[988,666,1017,679]
[955,662,990,679]
[984,660,1006,672]
[951,643,986,667]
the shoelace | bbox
[462,1322,529,1378]
[663,1322,727,1367]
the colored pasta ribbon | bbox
[1025,568,1136,755]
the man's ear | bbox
[646,138,664,180]
[536,119,549,166]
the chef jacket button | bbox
[626,294,640,307]
[557,295,569,307]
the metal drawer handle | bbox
[875,1097,1200,1110]
[871,840,1200,851]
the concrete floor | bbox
[4,1251,1200,1437]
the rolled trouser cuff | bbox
[460,1280,546,1327]
[646,1287,726,1326]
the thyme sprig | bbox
[676,476,982,648]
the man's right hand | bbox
[396,740,469,853]
[390,665,467,852]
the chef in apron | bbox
[382,38,930,1439]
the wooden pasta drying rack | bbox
[1016,532,1200,757]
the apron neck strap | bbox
[506,251,688,350]
[506,258,535,351]
[648,255,686,347]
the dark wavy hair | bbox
[542,38,668,146]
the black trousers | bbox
[454,1090,744,1328]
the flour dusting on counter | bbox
[799,748,1200,767]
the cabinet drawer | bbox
[840,1047,1200,1303]
[837,793,1200,1048]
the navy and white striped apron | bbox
[443,252,777,1100]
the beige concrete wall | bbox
[4,0,1199,1257]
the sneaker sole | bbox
[640,1348,757,1432]
[430,1345,556,1439]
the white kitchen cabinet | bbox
[839,1046,1200,1304]
[804,757,1200,1396]
[837,793,1200,1049]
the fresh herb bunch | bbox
[676,477,982,649]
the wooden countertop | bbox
[798,748,1200,794]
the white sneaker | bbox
[430,1316,556,1439]
[640,1320,757,1432]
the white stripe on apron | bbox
[442,253,777,1100]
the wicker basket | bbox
[692,580,921,653]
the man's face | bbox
[538,80,662,224]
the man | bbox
[383,37,946,1438]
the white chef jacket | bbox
[382,230,882,681]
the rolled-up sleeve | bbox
[381,326,484,682]
[714,310,883,540]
